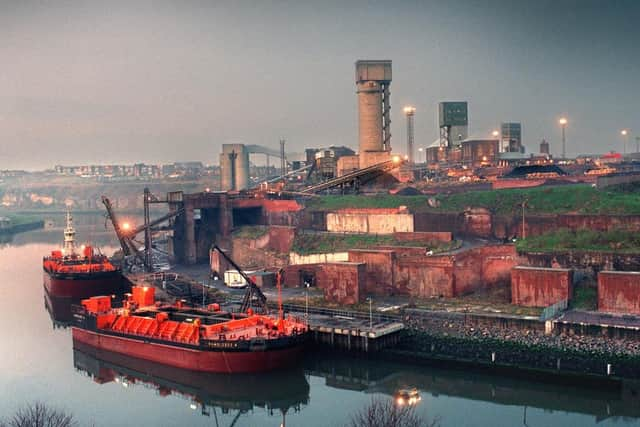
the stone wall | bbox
[524,250,640,271]
[491,179,546,190]
[396,256,455,297]
[511,266,573,307]
[326,208,414,234]
[598,271,640,314]
[454,245,519,295]
[289,252,349,265]
[415,210,640,240]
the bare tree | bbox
[2,402,77,427]
[347,397,438,427]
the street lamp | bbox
[621,129,630,155]
[418,147,424,164]
[559,118,568,159]
[305,283,310,326]
[492,130,500,152]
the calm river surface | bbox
[1,215,639,426]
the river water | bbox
[1,215,639,427]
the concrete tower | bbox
[403,106,416,163]
[355,60,392,168]
[219,144,249,191]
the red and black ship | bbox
[43,212,123,299]
[72,285,308,374]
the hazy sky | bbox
[1,0,638,170]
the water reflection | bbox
[43,290,74,328]
[4,222,640,427]
[72,342,310,426]
[307,352,640,423]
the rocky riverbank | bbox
[0,220,44,236]
[395,311,640,379]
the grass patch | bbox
[232,225,269,239]
[572,285,598,311]
[292,232,459,255]
[305,185,640,216]
[516,228,640,253]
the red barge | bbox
[72,285,308,374]
[43,212,123,299]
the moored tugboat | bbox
[43,211,124,299]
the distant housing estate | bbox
[53,162,218,181]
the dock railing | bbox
[225,297,402,324]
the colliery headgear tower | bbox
[501,122,523,153]
[356,60,392,168]
[438,102,468,149]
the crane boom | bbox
[210,244,268,313]
[101,196,134,256]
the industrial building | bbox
[501,122,523,153]
[461,139,499,168]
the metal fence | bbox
[224,297,401,323]
[540,299,568,321]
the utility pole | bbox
[143,187,152,271]
[521,200,527,240]
[279,138,286,180]
[621,129,631,155]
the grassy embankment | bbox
[516,228,640,253]
[292,232,460,255]
[306,184,640,215]
[232,225,460,255]
[232,225,270,239]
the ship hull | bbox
[43,270,124,299]
[71,327,305,374]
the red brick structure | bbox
[598,271,640,314]
[511,266,573,307]
[348,249,396,295]
[316,262,366,305]
[348,245,519,298]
